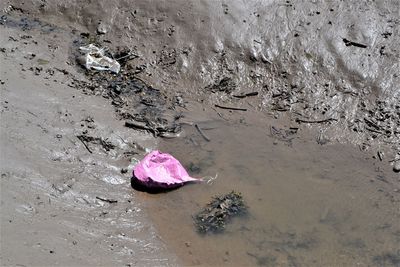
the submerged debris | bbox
[194,191,247,234]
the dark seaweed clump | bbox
[194,191,247,234]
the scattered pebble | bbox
[97,22,108,35]
[393,161,400,173]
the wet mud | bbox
[1,0,400,266]
[8,0,399,159]
[0,12,177,266]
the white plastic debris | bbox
[79,44,120,74]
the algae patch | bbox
[194,191,247,234]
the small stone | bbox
[113,85,121,94]
[121,168,128,174]
[393,161,400,173]
[97,22,108,35]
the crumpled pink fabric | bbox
[133,150,199,189]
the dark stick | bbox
[195,124,211,142]
[215,104,247,111]
[211,107,229,121]
[233,92,259,98]
[125,120,148,130]
[295,118,337,124]
[125,121,157,135]
[77,136,93,153]
[96,196,118,203]
[342,38,367,48]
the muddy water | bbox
[139,119,399,266]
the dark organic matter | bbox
[194,191,247,234]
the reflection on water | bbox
[139,121,400,266]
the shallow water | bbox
[140,120,400,266]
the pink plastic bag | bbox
[132,150,200,189]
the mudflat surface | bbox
[0,19,177,266]
[1,1,400,266]
[10,0,399,156]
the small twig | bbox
[189,137,199,146]
[215,104,247,111]
[233,92,259,99]
[271,107,289,112]
[377,151,384,161]
[133,77,153,89]
[27,110,38,117]
[205,173,218,185]
[246,101,256,109]
[115,133,129,145]
[76,136,93,153]
[342,38,367,48]
[364,118,380,130]
[211,107,229,121]
[195,124,211,142]
[115,53,134,61]
[295,118,337,124]
[96,196,118,203]
[366,127,383,134]
[125,121,158,136]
